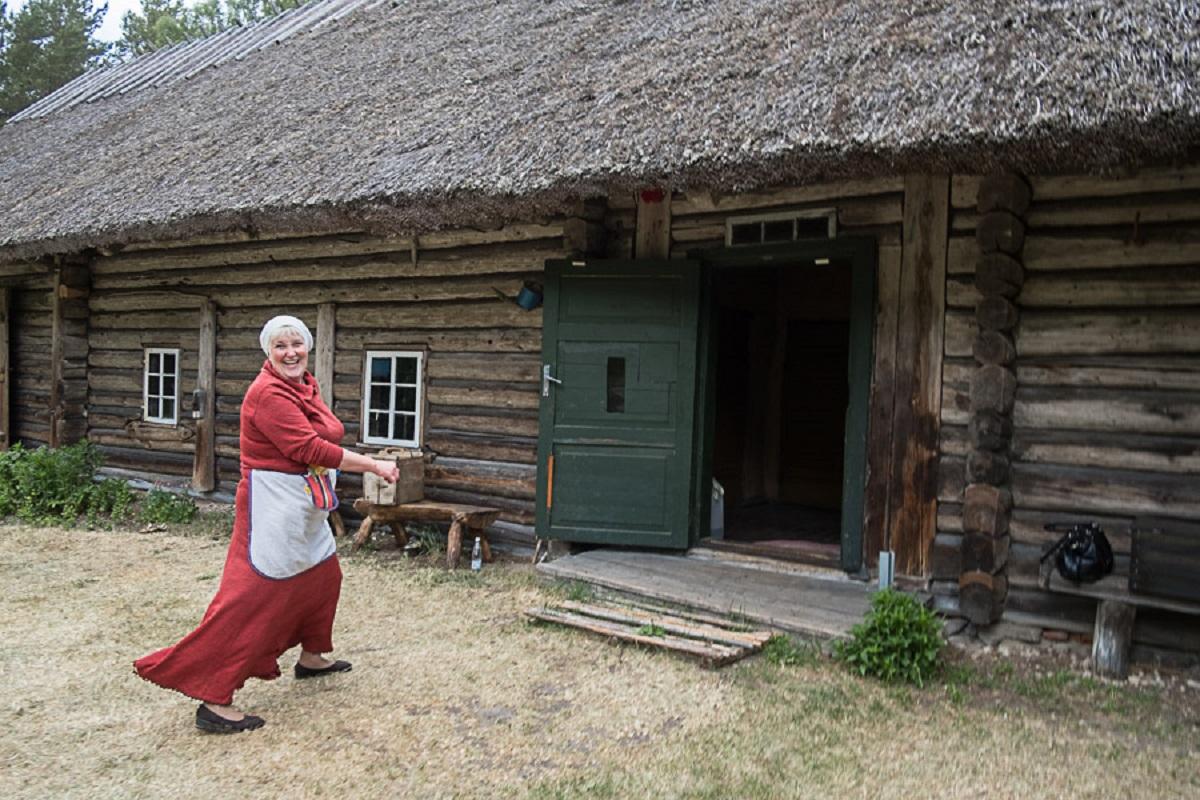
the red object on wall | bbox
[640,187,665,204]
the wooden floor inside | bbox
[536,548,872,639]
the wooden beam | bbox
[888,174,949,576]
[635,188,671,260]
[316,302,336,407]
[863,244,902,565]
[49,270,64,448]
[0,288,8,450]
[191,300,217,492]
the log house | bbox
[1,0,1197,665]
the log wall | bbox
[939,165,1200,661]
[87,223,580,542]
[0,262,56,447]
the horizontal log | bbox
[672,176,903,216]
[89,273,545,312]
[425,465,535,501]
[939,425,969,457]
[1011,429,1200,475]
[1030,166,1200,200]
[1012,462,1200,519]
[336,301,541,330]
[424,433,537,464]
[92,240,562,291]
[975,296,1018,331]
[1015,359,1200,391]
[938,456,965,503]
[975,253,1025,297]
[94,223,564,274]
[426,410,539,438]
[955,200,1200,232]
[1017,310,1200,356]
[973,330,1015,366]
[425,385,539,411]
[95,444,193,473]
[1013,386,1200,436]
[1024,234,1200,271]
[930,532,962,580]
[1019,267,1200,308]
[333,328,540,353]
[969,365,1016,414]
[946,277,980,309]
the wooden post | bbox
[1093,600,1136,679]
[635,188,671,260]
[863,245,902,565]
[49,269,64,448]
[192,300,217,492]
[887,174,949,575]
[0,288,8,450]
[316,303,336,407]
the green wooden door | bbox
[536,259,701,547]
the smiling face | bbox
[268,328,309,383]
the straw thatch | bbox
[0,0,1197,261]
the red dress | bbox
[134,362,346,705]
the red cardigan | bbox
[239,361,345,475]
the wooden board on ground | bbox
[526,600,773,667]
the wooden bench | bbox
[349,498,501,569]
[1041,569,1200,680]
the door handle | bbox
[542,364,562,397]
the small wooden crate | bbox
[362,448,424,505]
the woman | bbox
[135,315,400,733]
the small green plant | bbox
[0,442,133,526]
[636,623,667,637]
[564,581,592,603]
[834,588,944,686]
[137,487,198,524]
[763,634,818,667]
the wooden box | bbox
[363,449,424,505]
[1130,517,1200,604]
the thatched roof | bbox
[0,0,1197,261]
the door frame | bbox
[689,237,877,573]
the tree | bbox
[0,0,108,123]
[116,0,307,58]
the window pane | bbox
[367,411,389,439]
[606,356,626,413]
[149,352,160,373]
[370,357,391,381]
[162,399,175,420]
[148,397,161,419]
[162,376,176,399]
[148,374,161,398]
[730,222,760,245]
[395,414,415,442]
[395,386,416,412]
[796,217,830,239]
[162,352,177,372]
[369,384,390,411]
[394,357,418,384]
[762,219,793,242]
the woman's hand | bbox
[372,459,400,484]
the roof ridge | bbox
[8,0,386,124]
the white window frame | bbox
[725,208,838,246]
[361,350,425,447]
[143,348,181,425]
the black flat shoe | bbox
[294,659,352,679]
[195,704,265,733]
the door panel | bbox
[536,260,700,547]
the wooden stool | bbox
[350,498,501,569]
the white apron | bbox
[247,469,339,579]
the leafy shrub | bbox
[0,442,132,525]
[834,588,943,686]
[138,487,198,524]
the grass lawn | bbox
[1,515,1197,799]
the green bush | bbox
[138,487,198,524]
[834,588,944,686]
[0,442,133,526]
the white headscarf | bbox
[259,315,314,355]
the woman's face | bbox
[269,329,308,383]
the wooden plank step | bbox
[525,603,771,667]
[554,600,774,649]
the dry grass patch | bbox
[1,520,1198,800]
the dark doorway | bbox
[707,260,854,566]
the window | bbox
[144,348,180,424]
[361,351,424,447]
[727,209,837,246]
